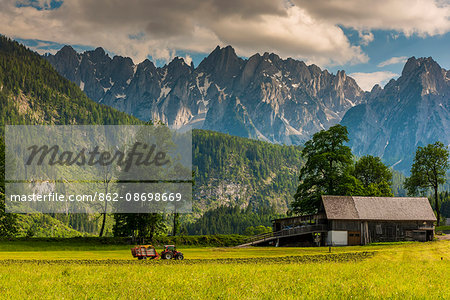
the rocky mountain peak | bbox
[336,70,346,78]
[93,47,106,54]
[57,45,78,58]
[197,45,243,80]
[370,84,383,96]
[341,56,449,172]
[112,55,134,65]
[46,44,367,145]
[85,47,110,63]
[110,56,134,83]
[138,58,156,71]
[165,57,193,81]
[396,56,448,96]
[168,56,191,68]
[370,84,382,92]
[402,56,442,77]
[401,56,419,76]
[47,45,80,82]
[307,64,322,76]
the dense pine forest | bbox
[0,36,144,237]
[0,36,141,126]
[192,130,304,214]
[184,205,280,235]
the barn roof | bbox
[322,196,437,221]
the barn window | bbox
[376,224,382,235]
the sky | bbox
[1,0,450,91]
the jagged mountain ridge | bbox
[45,46,450,173]
[341,57,450,173]
[46,45,364,144]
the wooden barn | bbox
[266,196,436,247]
[321,196,436,245]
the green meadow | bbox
[0,240,449,299]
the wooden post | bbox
[362,221,369,245]
[361,222,363,245]
[395,224,398,241]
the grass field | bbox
[0,240,449,299]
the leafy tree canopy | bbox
[291,125,395,215]
[0,138,18,237]
[405,141,449,225]
[354,155,393,197]
[292,125,356,215]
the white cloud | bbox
[22,40,61,55]
[210,6,368,66]
[349,71,398,91]
[0,0,448,67]
[358,30,374,46]
[0,0,367,66]
[390,32,401,40]
[377,56,408,67]
[294,0,450,37]
[29,47,58,55]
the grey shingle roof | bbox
[322,196,437,221]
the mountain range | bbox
[46,46,449,173]
[341,57,450,172]
[46,45,364,145]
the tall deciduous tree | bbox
[291,125,356,215]
[113,213,166,242]
[354,155,393,197]
[0,138,18,237]
[404,142,449,226]
[113,124,172,241]
[98,162,114,237]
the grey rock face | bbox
[341,57,450,172]
[46,45,364,144]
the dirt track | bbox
[437,234,450,240]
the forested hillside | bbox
[0,36,142,236]
[184,205,280,235]
[192,130,304,214]
[0,36,141,126]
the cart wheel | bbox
[163,252,173,260]
[175,253,184,260]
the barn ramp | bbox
[237,224,327,247]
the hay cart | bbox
[131,245,184,260]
